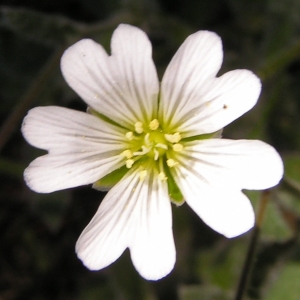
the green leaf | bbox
[265,263,300,300]
[196,238,248,290]
[245,190,293,240]
[283,154,300,183]
[179,284,232,300]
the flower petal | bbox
[172,165,255,238]
[159,28,261,135]
[61,24,159,128]
[159,30,223,129]
[22,106,126,193]
[176,70,261,136]
[129,171,176,280]
[76,168,175,280]
[177,139,283,190]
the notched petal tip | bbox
[205,193,255,239]
[222,207,255,239]
[61,38,98,62]
[188,29,223,50]
[173,165,256,238]
[23,164,45,194]
[75,215,128,272]
[132,253,176,281]
[21,106,42,146]
[60,38,105,83]
[254,143,284,189]
[111,23,151,43]
[75,241,119,271]
[60,24,159,126]
[114,23,143,34]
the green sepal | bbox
[87,107,129,130]
[164,162,184,205]
[181,129,223,142]
[92,165,129,191]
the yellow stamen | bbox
[149,119,159,130]
[173,143,183,152]
[121,149,133,159]
[154,149,159,161]
[135,121,143,134]
[133,145,150,156]
[126,159,134,168]
[155,143,168,150]
[158,172,168,181]
[167,159,178,168]
[144,133,151,145]
[165,132,182,143]
[125,131,134,140]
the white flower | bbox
[22,24,283,280]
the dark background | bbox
[1,0,300,299]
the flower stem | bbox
[234,190,270,300]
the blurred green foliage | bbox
[1,0,300,299]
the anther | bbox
[121,149,133,159]
[173,143,183,152]
[155,143,168,150]
[158,172,168,181]
[167,159,178,167]
[165,132,182,143]
[149,119,159,130]
[125,131,134,140]
[133,145,150,156]
[126,159,134,168]
[134,122,143,134]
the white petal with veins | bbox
[176,70,261,136]
[76,168,175,280]
[172,165,255,238]
[61,24,159,128]
[176,139,283,190]
[159,29,261,136]
[159,30,223,128]
[22,106,126,193]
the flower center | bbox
[120,119,183,180]
[144,131,168,159]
